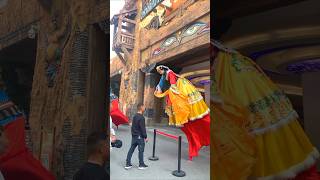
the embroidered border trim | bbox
[249,110,298,135]
[189,109,210,121]
[166,107,210,127]
[248,90,288,114]
[0,102,23,126]
[170,85,180,94]
[188,96,204,104]
[255,148,319,180]
[231,54,259,72]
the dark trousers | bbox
[126,136,145,165]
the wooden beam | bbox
[122,44,134,50]
[121,46,132,62]
[123,18,136,24]
[120,31,135,38]
[116,15,123,46]
[116,51,126,65]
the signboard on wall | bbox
[141,0,165,20]
[140,0,189,29]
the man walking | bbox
[125,103,148,170]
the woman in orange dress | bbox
[154,65,210,160]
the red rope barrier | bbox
[155,130,179,140]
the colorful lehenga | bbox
[0,90,55,180]
[211,41,320,180]
[154,68,210,159]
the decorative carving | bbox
[0,21,39,50]
[152,21,209,56]
[70,0,91,32]
[69,28,89,97]
[45,14,71,87]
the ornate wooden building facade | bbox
[110,0,210,125]
[0,0,109,179]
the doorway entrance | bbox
[87,24,108,132]
[0,37,37,127]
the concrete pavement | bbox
[110,125,210,180]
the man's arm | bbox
[140,116,147,139]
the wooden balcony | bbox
[111,9,137,65]
[113,31,135,51]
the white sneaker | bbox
[138,164,148,170]
[125,164,133,170]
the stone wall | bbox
[110,56,124,76]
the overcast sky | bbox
[110,0,125,59]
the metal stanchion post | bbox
[148,129,159,161]
[172,136,186,177]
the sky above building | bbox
[110,0,125,59]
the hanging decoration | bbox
[45,14,71,87]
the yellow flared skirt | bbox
[155,77,209,126]
[211,95,256,180]
[211,51,319,179]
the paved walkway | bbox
[110,124,210,180]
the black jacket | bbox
[73,162,109,180]
[131,113,147,139]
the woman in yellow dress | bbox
[211,40,320,180]
[154,65,210,160]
